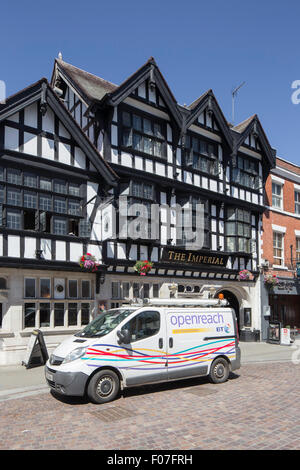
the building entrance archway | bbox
[216,290,241,333]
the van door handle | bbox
[169,337,173,348]
[159,338,163,349]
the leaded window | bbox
[232,156,260,190]
[226,208,253,253]
[121,110,165,158]
[184,134,218,176]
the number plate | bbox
[46,371,54,382]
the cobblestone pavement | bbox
[1,362,300,450]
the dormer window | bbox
[184,134,218,176]
[232,155,260,190]
[121,110,166,159]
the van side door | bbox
[118,309,168,387]
[166,309,210,381]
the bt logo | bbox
[291,81,300,104]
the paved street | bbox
[0,360,300,450]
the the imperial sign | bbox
[161,247,229,267]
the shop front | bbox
[268,278,300,330]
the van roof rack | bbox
[143,298,228,307]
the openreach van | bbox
[45,297,241,404]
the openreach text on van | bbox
[170,313,224,327]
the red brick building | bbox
[262,157,300,329]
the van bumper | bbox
[45,365,88,397]
[230,346,241,371]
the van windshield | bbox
[75,309,136,338]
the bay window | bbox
[226,208,253,253]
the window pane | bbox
[25,278,35,298]
[53,218,67,235]
[40,279,51,298]
[68,303,78,326]
[143,283,150,298]
[133,133,142,151]
[7,189,21,206]
[69,184,80,196]
[68,200,80,216]
[112,282,119,299]
[81,303,90,325]
[153,284,159,298]
[7,210,21,229]
[122,111,131,127]
[133,115,142,131]
[7,169,21,185]
[122,282,130,298]
[54,303,64,327]
[122,310,160,342]
[40,303,50,327]
[40,178,51,191]
[144,118,152,135]
[69,280,78,298]
[24,303,36,328]
[40,195,52,211]
[24,192,37,209]
[227,237,235,252]
[133,283,140,298]
[24,173,37,188]
[54,180,67,194]
[54,197,67,213]
[0,186,4,204]
[143,137,153,155]
[82,280,90,298]
[226,222,236,236]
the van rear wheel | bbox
[87,369,120,404]
[209,358,230,384]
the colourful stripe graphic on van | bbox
[82,339,235,370]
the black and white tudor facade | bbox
[0,57,275,364]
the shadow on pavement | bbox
[50,371,241,406]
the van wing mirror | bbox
[117,329,131,345]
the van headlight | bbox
[62,347,86,364]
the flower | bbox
[238,269,252,280]
[134,260,153,276]
[79,253,99,272]
[264,273,279,286]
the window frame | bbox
[272,182,283,209]
[120,108,167,160]
[273,231,284,266]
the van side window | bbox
[122,310,160,342]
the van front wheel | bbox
[87,370,120,404]
[209,358,230,384]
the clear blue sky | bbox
[1,0,300,165]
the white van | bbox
[45,297,241,404]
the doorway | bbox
[216,290,240,333]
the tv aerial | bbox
[231,81,246,126]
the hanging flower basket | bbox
[134,260,153,276]
[238,269,252,281]
[79,253,99,272]
[264,273,279,287]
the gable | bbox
[232,115,275,169]
[0,80,118,186]
[105,58,183,129]
[185,91,233,151]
